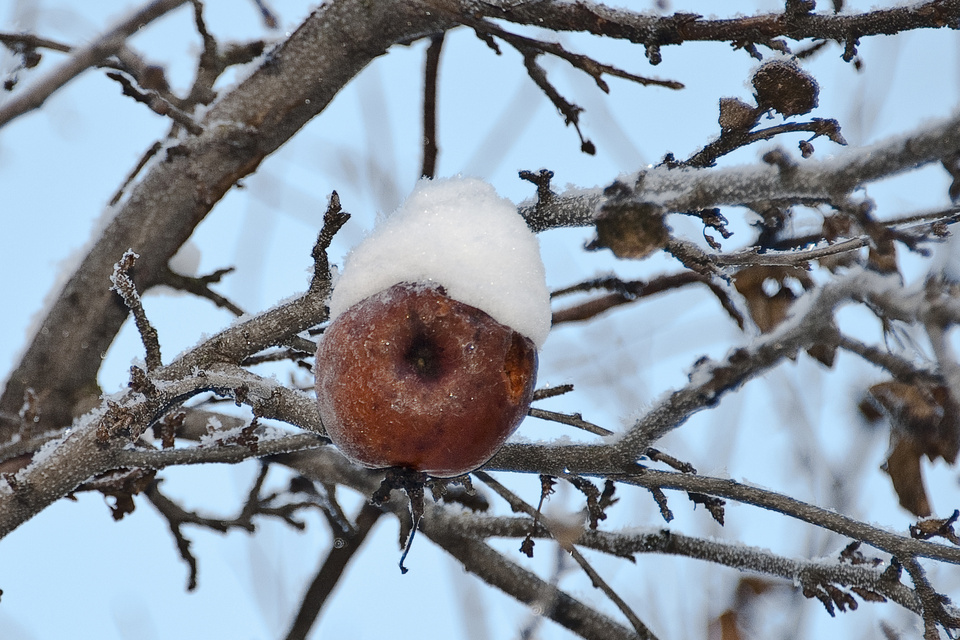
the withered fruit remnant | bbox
[315,282,538,477]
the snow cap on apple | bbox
[316,177,551,477]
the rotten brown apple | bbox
[315,281,537,477]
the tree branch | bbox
[519,110,960,231]
[0,0,191,128]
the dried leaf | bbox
[868,241,899,274]
[818,214,860,271]
[839,540,882,566]
[825,584,858,612]
[589,201,668,260]
[733,265,814,332]
[909,509,960,545]
[803,583,836,616]
[850,587,887,603]
[882,436,931,517]
[806,342,837,368]
[688,492,725,525]
[520,536,535,558]
[96,468,156,521]
[715,610,741,640]
[867,380,960,464]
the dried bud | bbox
[719,97,759,132]
[752,59,819,117]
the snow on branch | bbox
[520,109,960,231]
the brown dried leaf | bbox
[715,610,741,640]
[589,202,668,260]
[909,509,960,545]
[825,584,858,612]
[688,492,725,525]
[867,381,960,464]
[818,215,860,271]
[868,241,899,274]
[806,342,837,368]
[839,540,882,566]
[850,587,887,603]
[882,436,931,517]
[752,59,819,117]
[733,265,814,332]
[520,536,535,558]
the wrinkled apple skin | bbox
[315,282,538,477]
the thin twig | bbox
[284,503,384,640]
[105,70,204,135]
[110,250,163,371]
[474,471,658,640]
[311,192,351,292]
[420,33,444,179]
[114,433,327,469]
[472,19,683,91]
[528,408,613,437]
[684,119,846,168]
[901,556,960,638]
[450,514,921,615]
[533,384,575,401]
[836,334,940,384]
[0,0,190,128]
[160,266,246,316]
[551,271,745,328]
[0,32,72,54]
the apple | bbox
[315,282,537,477]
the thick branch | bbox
[519,110,960,231]
[0,0,453,442]
[477,0,960,54]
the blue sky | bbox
[1,1,959,638]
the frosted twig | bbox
[484,449,960,565]
[311,192,351,292]
[519,110,960,230]
[115,433,327,469]
[901,556,960,638]
[610,470,960,566]
[528,408,613,437]
[159,266,245,317]
[713,236,867,267]
[475,471,658,640]
[685,119,846,168]
[0,0,190,128]
[105,71,204,135]
[532,384,574,401]
[836,334,941,384]
[421,518,640,640]
[110,250,163,371]
[0,363,325,539]
[478,0,960,56]
[453,514,921,615]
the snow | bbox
[328,177,552,347]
